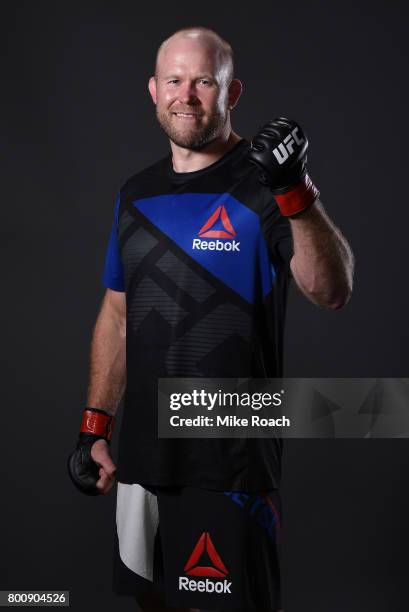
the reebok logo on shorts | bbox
[184,531,228,577]
[179,532,232,594]
[192,205,240,252]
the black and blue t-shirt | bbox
[103,138,293,491]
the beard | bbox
[156,106,228,151]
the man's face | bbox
[149,38,231,150]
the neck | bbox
[170,129,242,173]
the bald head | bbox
[155,27,234,85]
[149,26,242,150]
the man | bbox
[69,26,354,612]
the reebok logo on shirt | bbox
[178,531,232,594]
[192,205,240,252]
[178,577,232,594]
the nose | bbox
[178,81,199,104]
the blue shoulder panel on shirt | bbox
[133,193,275,304]
[102,193,125,292]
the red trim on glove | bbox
[274,174,320,217]
[80,409,115,441]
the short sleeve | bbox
[102,193,125,291]
[261,198,294,268]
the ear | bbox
[227,78,243,110]
[148,76,157,104]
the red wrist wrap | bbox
[274,174,320,217]
[80,408,115,441]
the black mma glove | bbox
[248,117,319,216]
[67,407,115,496]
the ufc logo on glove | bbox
[272,127,305,164]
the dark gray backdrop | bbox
[1,1,409,610]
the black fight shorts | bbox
[113,483,282,611]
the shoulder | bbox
[119,155,171,201]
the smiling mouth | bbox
[172,112,202,118]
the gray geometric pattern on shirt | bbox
[118,209,136,238]
[156,250,215,303]
[122,227,158,289]
[165,303,250,375]
[127,276,189,332]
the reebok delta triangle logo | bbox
[198,205,236,239]
[192,205,240,252]
[179,532,232,594]
[184,531,228,577]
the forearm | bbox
[86,301,126,414]
[289,198,354,309]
